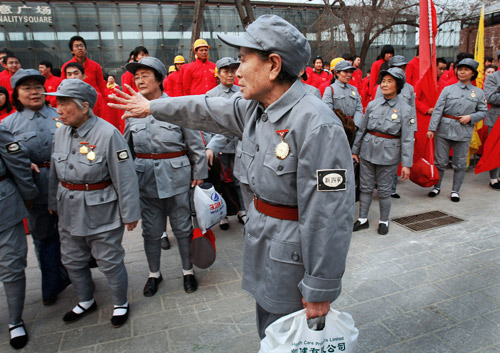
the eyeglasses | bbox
[134,74,154,82]
[73,44,86,49]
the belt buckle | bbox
[85,184,90,191]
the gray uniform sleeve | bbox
[484,74,500,106]
[297,123,354,303]
[353,87,364,128]
[428,88,448,132]
[106,130,141,223]
[0,126,38,200]
[206,134,232,155]
[401,105,415,168]
[352,103,372,155]
[182,128,208,180]
[48,138,58,211]
[470,90,488,124]
[321,85,334,111]
[149,94,247,138]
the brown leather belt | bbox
[368,131,400,139]
[0,175,6,182]
[253,195,298,221]
[135,150,187,159]
[37,162,51,168]
[443,114,461,120]
[61,180,112,191]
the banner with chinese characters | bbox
[0,4,52,24]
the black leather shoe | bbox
[183,274,198,293]
[450,192,460,202]
[143,275,163,297]
[63,301,97,324]
[353,220,369,232]
[428,188,440,197]
[111,305,129,328]
[219,218,229,230]
[378,223,389,235]
[9,322,28,350]
[161,236,170,250]
[390,193,401,199]
[489,182,500,190]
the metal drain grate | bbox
[392,210,465,232]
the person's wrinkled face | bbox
[71,41,87,59]
[134,68,161,100]
[196,47,209,61]
[384,53,393,61]
[0,92,6,107]
[336,69,354,83]
[437,62,447,79]
[354,57,361,68]
[236,47,272,101]
[485,67,495,78]
[457,66,474,82]
[56,97,89,127]
[6,57,21,74]
[65,67,85,80]
[314,59,323,71]
[219,66,237,87]
[17,79,45,111]
[380,74,397,97]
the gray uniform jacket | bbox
[302,82,322,99]
[0,125,38,232]
[124,93,208,199]
[149,80,355,314]
[205,84,240,154]
[322,81,363,127]
[376,82,417,130]
[428,82,488,142]
[352,96,415,168]
[48,114,141,236]
[484,71,500,127]
[2,105,58,205]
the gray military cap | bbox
[44,79,97,109]
[216,57,239,70]
[334,60,355,72]
[456,58,479,74]
[217,14,311,77]
[389,55,407,67]
[378,67,406,90]
[11,69,45,88]
[126,57,168,80]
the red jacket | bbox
[61,57,107,98]
[305,67,331,88]
[178,58,217,96]
[350,68,363,92]
[44,74,62,107]
[361,76,370,108]
[0,70,13,99]
[406,57,419,86]
[120,70,138,92]
[369,58,385,100]
[164,71,180,97]
[0,107,15,121]
[104,83,124,132]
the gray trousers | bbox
[256,302,288,339]
[488,127,499,179]
[59,226,128,305]
[219,153,245,212]
[0,222,27,324]
[434,136,469,192]
[140,192,193,272]
[359,158,399,222]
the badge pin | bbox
[391,113,398,120]
[79,142,89,155]
[352,90,356,96]
[471,92,476,98]
[275,129,290,160]
[53,117,62,128]
[87,145,96,161]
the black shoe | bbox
[143,275,163,297]
[63,301,97,324]
[451,192,460,202]
[353,220,369,232]
[111,304,129,328]
[428,188,440,197]
[489,182,500,190]
[237,211,247,224]
[390,193,401,199]
[378,223,389,235]
[183,274,198,293]
[219,218,229,230]
[9,322,28,350]
[161,236,170,250]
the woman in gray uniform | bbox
[0,125,38,350]
[47,79,141,327]
[352,68,415,235]
[427,58,488,202]
[2,69,70,305]
[123,57,207,297]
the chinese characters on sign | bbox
[0,5,53,23]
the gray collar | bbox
[73,114,98,137]
[265,80,305,124]
[21,105,54,120]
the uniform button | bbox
[69,165,73,169]
[256,144,259,152]
[74,134,79,138]
[251,177,255,185]
[69,195,74,199]
[155,162,159,166]
[261,113,268,122]
[44,142,49,146]
[151,120,155,124]
[292,252,300,262]
[100,197,104,201]
[1,192,5,197]
[72,150,76,154]
[278,166,283,171]
[40,128,45,132]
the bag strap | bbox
[425,137,435,164]
[330,86,334,105]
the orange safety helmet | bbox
[174,55,186,64]
[168,65,176,73]
[193,39,210,51]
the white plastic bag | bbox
[193,183,227,233]
[259,308,358,353]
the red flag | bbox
[475,119,500,174]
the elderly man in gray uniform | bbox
[0,125,38,350]
[352,68,415,235]
[110,15,354,339]
[205,57,247,228]
[427,58,488,202]
[483,66,500,189]
[123,57,207,296]
[47,79,141,328]
[2,69,70,305]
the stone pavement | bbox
[0,168,499,352]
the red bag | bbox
[190,228,216,269]
[410,137,440,187]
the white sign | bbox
[0,5,52,24]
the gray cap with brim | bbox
[43,79,97,109]
[216,57,239,70]
[11,69,45,89]
[334,60,356,72]
[378,67,406,85]
[126,57,168,80]
[456,58,479,74]
[217,14,311,77]
[389,55,407,67]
